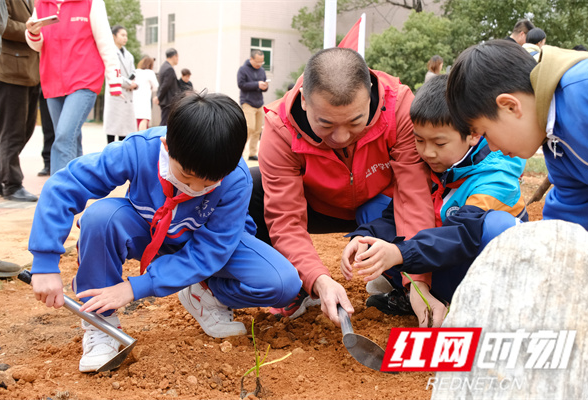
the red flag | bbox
[338,18,361,51]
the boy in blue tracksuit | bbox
[341,75,527,327]
[28,92,301,372]
[446,40,588,230]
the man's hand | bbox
[409,281,447,327]
[78,281,135,314]
[352,236,403,282]
[130,82,138,90]
[258,81,268,90]
[313,275,354,327]
[340,236,368,280]
[26,18,43,35]
[31,273,65,309]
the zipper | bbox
[350,172,354,185]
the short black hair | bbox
[166,92,247,181]
[303,47,371,106]
[250,49,264,58]
[526,28,546,45]
[111,25,126,35]
[410,74,463,135]
[181,68,191,76]
[573,44,587,51]
[446,39,537,137]
[512,19,534,34]
[166,48,178,59]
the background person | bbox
[504,19,535,45]
[38,87,54,176]
[178,68,194,92]
[237,49,267,161]
[26,0,122,175]
[250,48,435,325]
[104,25,137,144]
[523,28,547,61]
[0,0,40,202]
[424,55,443,83]
[156,48,180,126]
[134,56,159,131]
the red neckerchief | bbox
[140,172,192,274]
[430,172,468,228]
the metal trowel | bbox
[337,305,394,373]
[18,270,137,372]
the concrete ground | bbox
[0,122,258,269]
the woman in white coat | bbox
[133,56,159,130]
[104,25,137,143]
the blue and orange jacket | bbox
[28,128,257,300]
[350,137,527,274]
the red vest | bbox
[35,0,105,98]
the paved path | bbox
[0,122,258,268]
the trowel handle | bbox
[337,305,354,336]
[18,270,135,347]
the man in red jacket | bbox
[249,48,435,325]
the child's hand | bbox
[353,236,403,282]
[31,273,65,309]
[77,281,135,314]
[409,281,447,328]
[340,236,368,280]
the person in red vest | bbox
[248,47,435,325]
[25,0,121,175]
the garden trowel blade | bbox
[342,332,390,373]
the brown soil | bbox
[0,173,546,400]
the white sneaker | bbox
[79,315,122,372]
[366,275,394,295]
[178,282,247,338]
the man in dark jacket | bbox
[0,0,40,202]
[156,48,180,126]
[237,49,268,161]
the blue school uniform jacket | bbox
[350,138,527,274]
[541,59,588,229]
[28,127,257,299]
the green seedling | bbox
[402,272,450,327]
[402,272,433,328]
[240,318,292,399]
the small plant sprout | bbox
[402,272,433,328]
[240,318,292,399]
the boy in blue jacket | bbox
[28,92,301,372]
[340,75,527,327]
[446,40,588,230]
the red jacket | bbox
[259,70,435,294]
[32,0,116,98]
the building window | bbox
[145,17,158,45]
[250,38,272,71]
[168,14,175,42]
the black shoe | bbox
[4,187,38,202]
[248,155,258,161]
[366,287,415,316]
[38,167,50,176]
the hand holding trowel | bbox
[18,270,137,372]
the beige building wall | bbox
[136,0,443,111]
